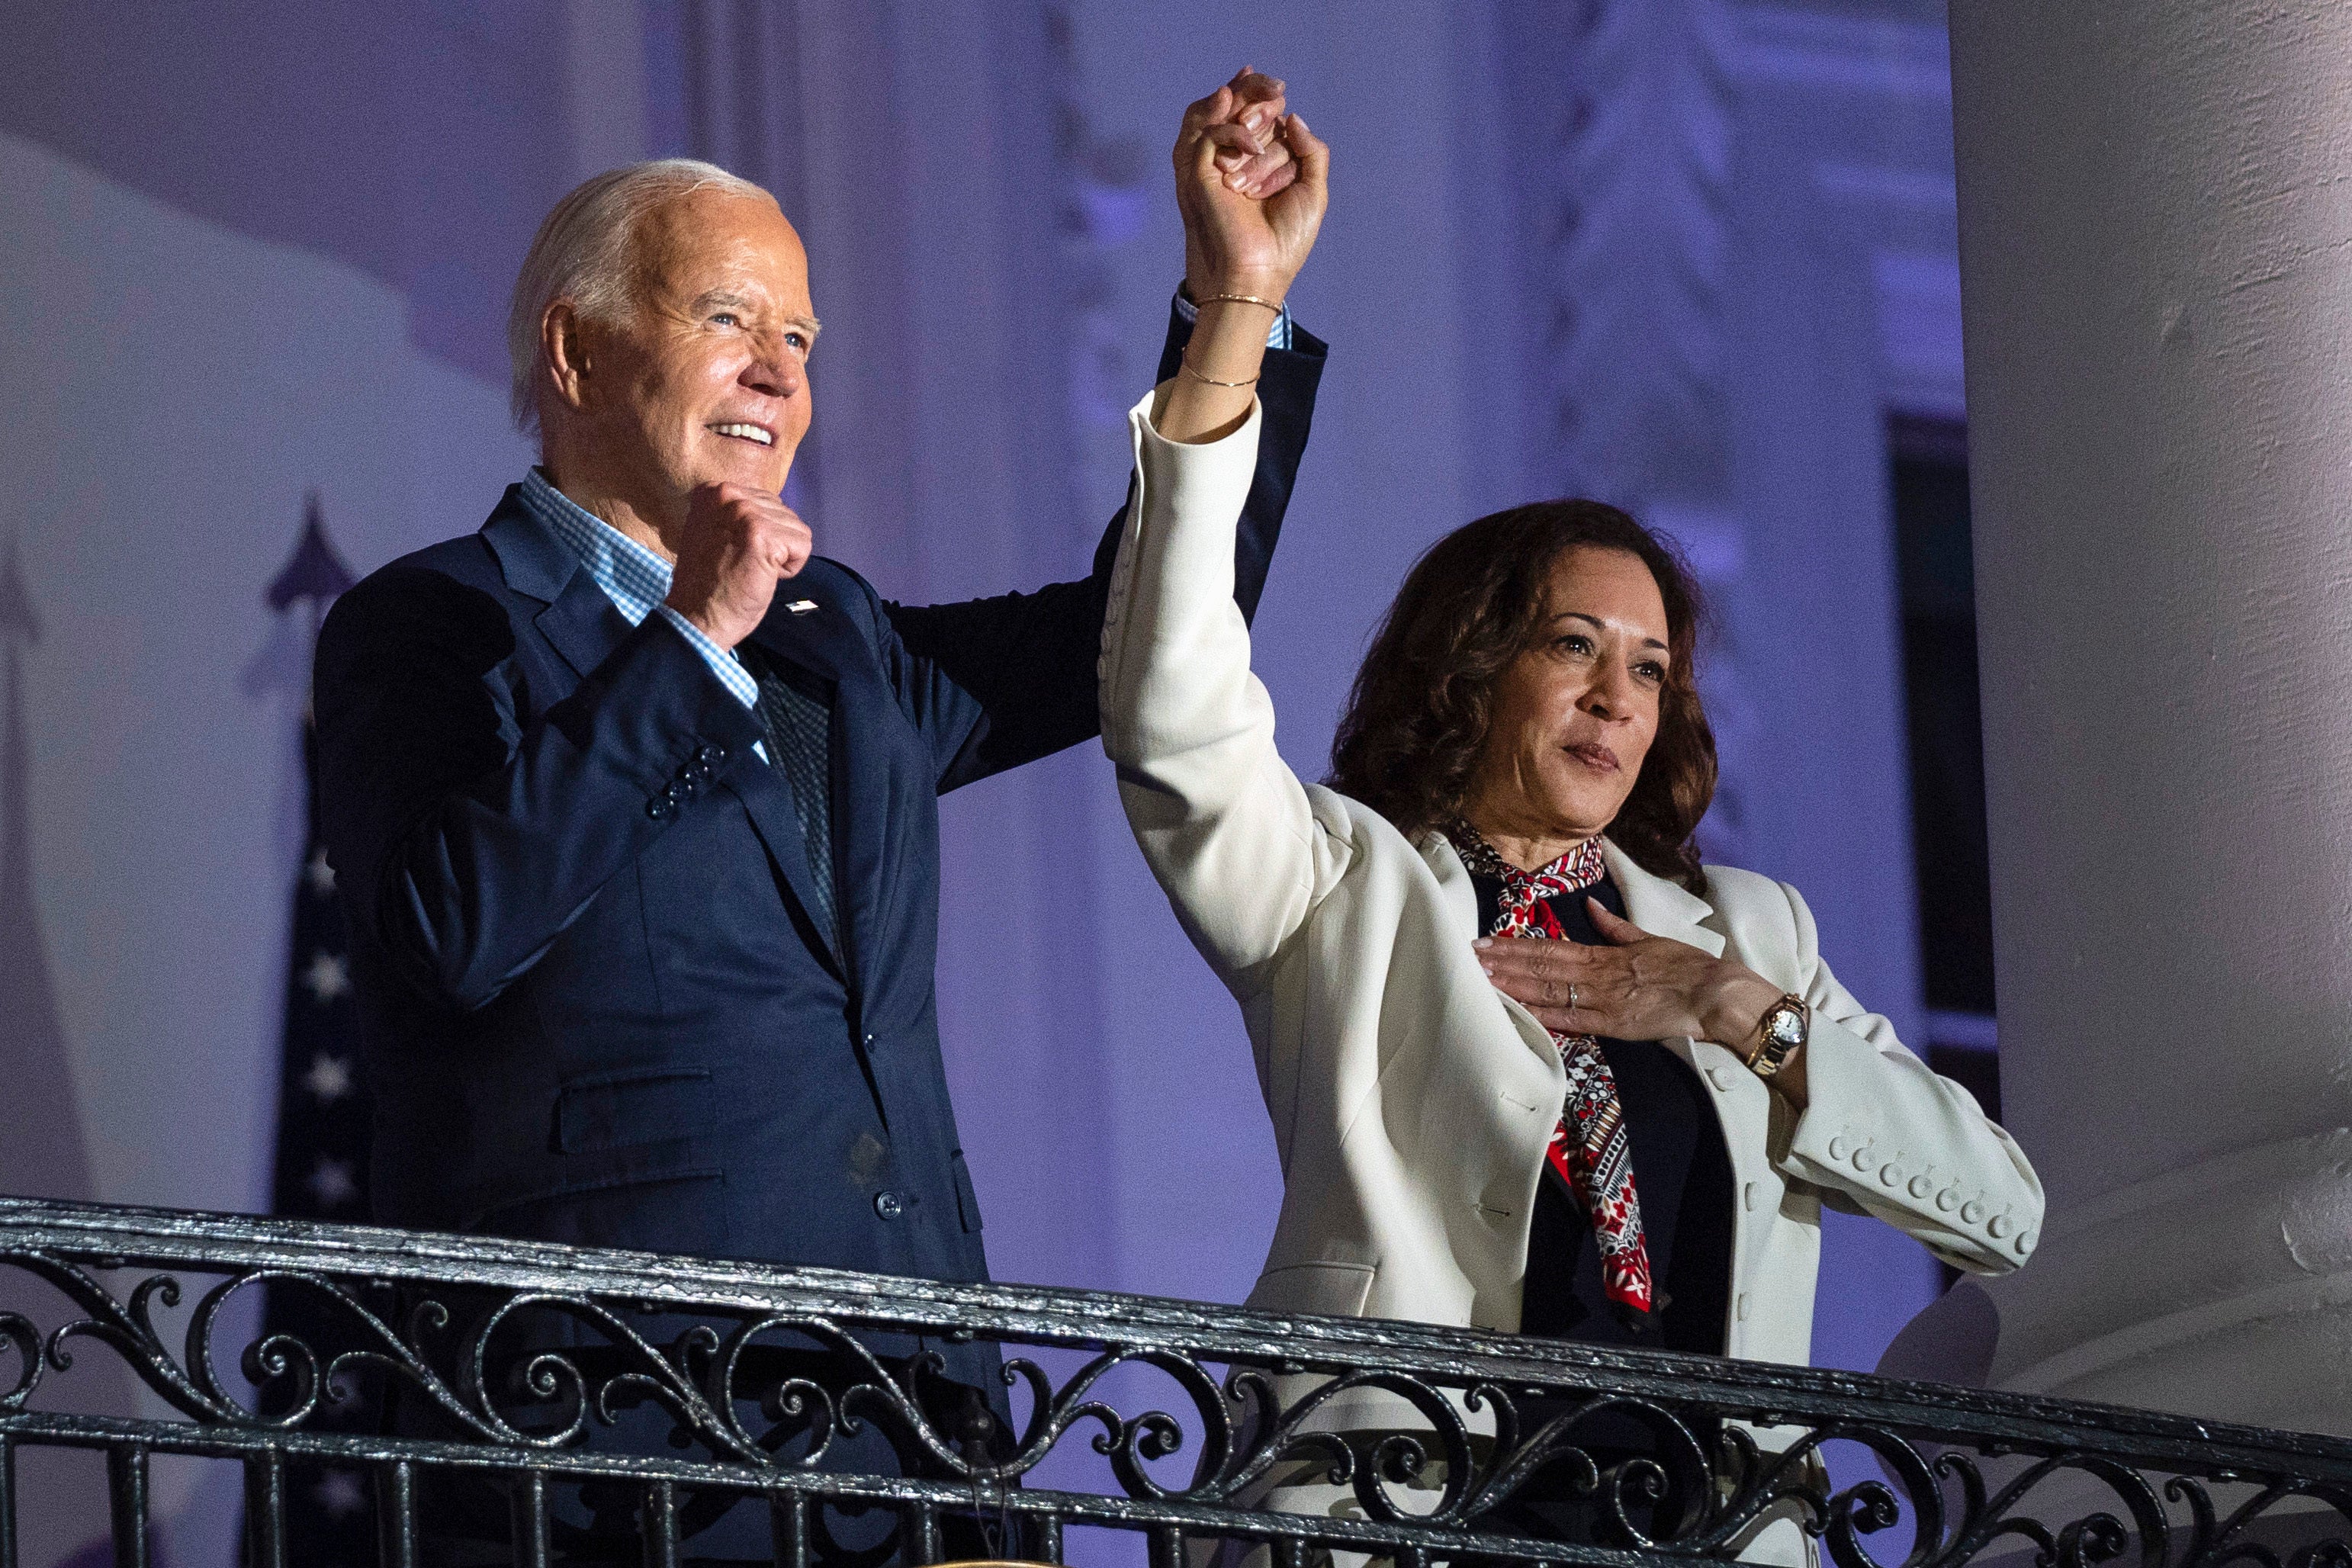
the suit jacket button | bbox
[874,1191,906,1220]
[1988,1212,2013,1239]
[1961,1200,1985,1225]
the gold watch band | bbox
[1747,993,1808,1080]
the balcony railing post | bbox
[907,1499,942,1564]
[769,1486,809,1568]
[0,1432,16,1568]
[639,1478,680,1568]
[105,1443,149,1568]
[509,1469,551,1568]
[242,1449,286,1568]
[376,1459,417,1568]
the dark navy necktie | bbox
[738,645,837,941]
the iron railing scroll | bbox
[2,1194,2348,1568]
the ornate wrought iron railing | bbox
[2,1194,2348,1568]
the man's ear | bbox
[541,301,596,416]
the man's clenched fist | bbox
[664,482,813,649]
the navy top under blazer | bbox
[314,310,1325,1373]
[1467,873,1737,1355]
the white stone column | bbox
[1944,2,2352,1435]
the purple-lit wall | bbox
[0,1,1961,1559]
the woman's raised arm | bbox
[1098,78,1339,997]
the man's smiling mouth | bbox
[709,422,775,446]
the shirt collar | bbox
[517,467,675,627]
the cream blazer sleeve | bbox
[1099,390,1354,1000]
[1738,869,2045,1276]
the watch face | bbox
[1766,1006,1806,1049]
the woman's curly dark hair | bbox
[1326,500,1717,892]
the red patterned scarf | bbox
[1448,822,1656,1325]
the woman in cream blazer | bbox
[1100,397,2044,1557]
[1104,394,2042,1354]
[1111,95,2039,1560]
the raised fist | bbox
[664,481,813,650]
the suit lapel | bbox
[1417,832,1732,1066]
[535,573,637,680]
[1605,841,1727,1071]
[480,493,638,681]
[722,749,845,975]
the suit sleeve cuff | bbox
[1173,284,1293,349]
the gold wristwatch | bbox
[1746,994,1808,1079]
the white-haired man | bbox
[313,72,1327,1559]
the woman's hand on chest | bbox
[1476,898,1785,1056]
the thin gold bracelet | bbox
[1180,358,1260,388]
[1195,292,1285,314]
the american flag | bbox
[257,496,378,1559]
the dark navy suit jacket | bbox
[313,315,1323,1357]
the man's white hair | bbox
[506,158,772,434]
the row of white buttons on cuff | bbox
[1697,1059,2034,1258]
[1827,1132,2034,1258]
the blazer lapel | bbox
[1602,841,1727,959]
[1417,832,1733,1065]
[535,574,637,680]
[1605,841,1727,1066]
[722,749,845,975]
[1415,831,1566,1073]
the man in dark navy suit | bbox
[313,72,1323,1560]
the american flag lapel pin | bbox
[786,599,818,615]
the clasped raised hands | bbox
[1177,67,1330,306]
